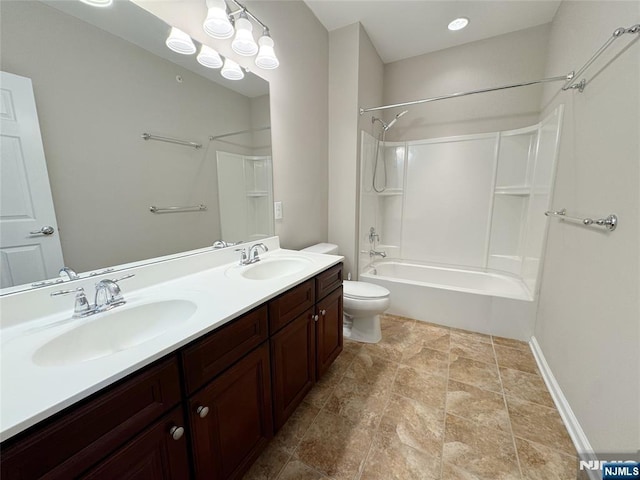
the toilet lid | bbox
[343,280,390,300]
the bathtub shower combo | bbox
[359,107,563,340]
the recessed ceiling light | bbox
[448,17,469,31]
[79,0,113,6]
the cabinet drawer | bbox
[315,263,343,301]
[268,279,315,333]
[182,305,268,395]
[1,356,181,480]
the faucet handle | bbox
[51,287,92,318]
[235,247,248,265]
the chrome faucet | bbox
[59,266,79,281]
[249,243,268,263]
[369,249,387,258]
[51,274,135,317]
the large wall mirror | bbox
[0,0,274,294]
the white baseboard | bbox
[529,336,599,480]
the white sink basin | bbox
[227,256,313,280]
[33,300,197,367]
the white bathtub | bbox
[360,260,537,341]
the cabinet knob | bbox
[313,314,319,322]
[320,309,327,316]
[196,405,210,418]
[169,425,185,441]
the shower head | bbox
[384,110,409,131]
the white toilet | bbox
[301,243,390,343]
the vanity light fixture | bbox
[255,30,279,69]
[166,27,197,55]
[197,45,223,68]
[203,0,235,39]
[221,58,244,80]
[448,17,470,31]
[79,0,113,7]
[231,12,259,56]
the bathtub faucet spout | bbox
[369,249,387,258]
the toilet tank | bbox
[301,243,339,255]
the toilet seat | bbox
[343,280,389,300]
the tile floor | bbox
[243,314,578,480]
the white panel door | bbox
[0,71,64,288]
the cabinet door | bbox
[189,343,273,480]
[316,286,343,380]
[81,407,189,480]
[271,309,316,431]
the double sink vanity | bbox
[0,237,344,479]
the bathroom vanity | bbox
[0,239,343,479]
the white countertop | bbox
[0,239,342,442]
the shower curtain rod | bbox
[360,23,640,115]
[359,74,571,114]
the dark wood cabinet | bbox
[188,343,273,480]
[270,308,316,430]
[1,263,343,480]
[81,407,190,480]
[316,286,344,380]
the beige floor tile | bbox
[507,396,575,456]
[494,345,539,375]
[442,414,520,480]
[378,393,445,456]
[273,401,321,454]
[295,410,375,480]
[360,429,441,480]
[446,381,511,433]
[324,377,391,429]
[516,437,578,480]
[343,339,364,356]
[344,351,398,389]
[401,345,449,377]
[450,333,496,364]
[449,328,492,344]
[449,355,502,393]
[500,367,555,408]
[362,317,415,362]
[243,443,291,480]
[492,336,530,352]
[276,460,333,480]
[411,321,451,353]
[305,349,357,408]
[392,364,448,409]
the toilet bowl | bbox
[301,243,390,344]
[342,280,389,343]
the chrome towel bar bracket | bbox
[545,209,618,231]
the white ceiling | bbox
[304,0,561,63]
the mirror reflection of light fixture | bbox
[448,17,470,31]
[197,45,223,68]
[79,0,113,7]
[166,27,196,55]
[255,30,279,69]
[221,58,244,80]
[203,0,234,39]
[231,13,258,56]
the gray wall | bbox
[135,0,330,251]
[535,0,639,453]
[382,24,551,141]
[1,1,262,272]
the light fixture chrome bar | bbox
[141,133,202,149]
[359,74,571,115]
[545,209,618,232]
[149,204,207,214]
[562,24,640,91]
[228,0,268,31]
[209,126,270,141]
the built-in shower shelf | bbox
[494,186,530,195]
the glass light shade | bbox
[220,58,244,80]
[203,0,234,39]
[255,35,279,69]
[448,17,469,31]
[231,17,258,56]
[197,45,223,68]
[166,27,196,55]
[79,0,113,7]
